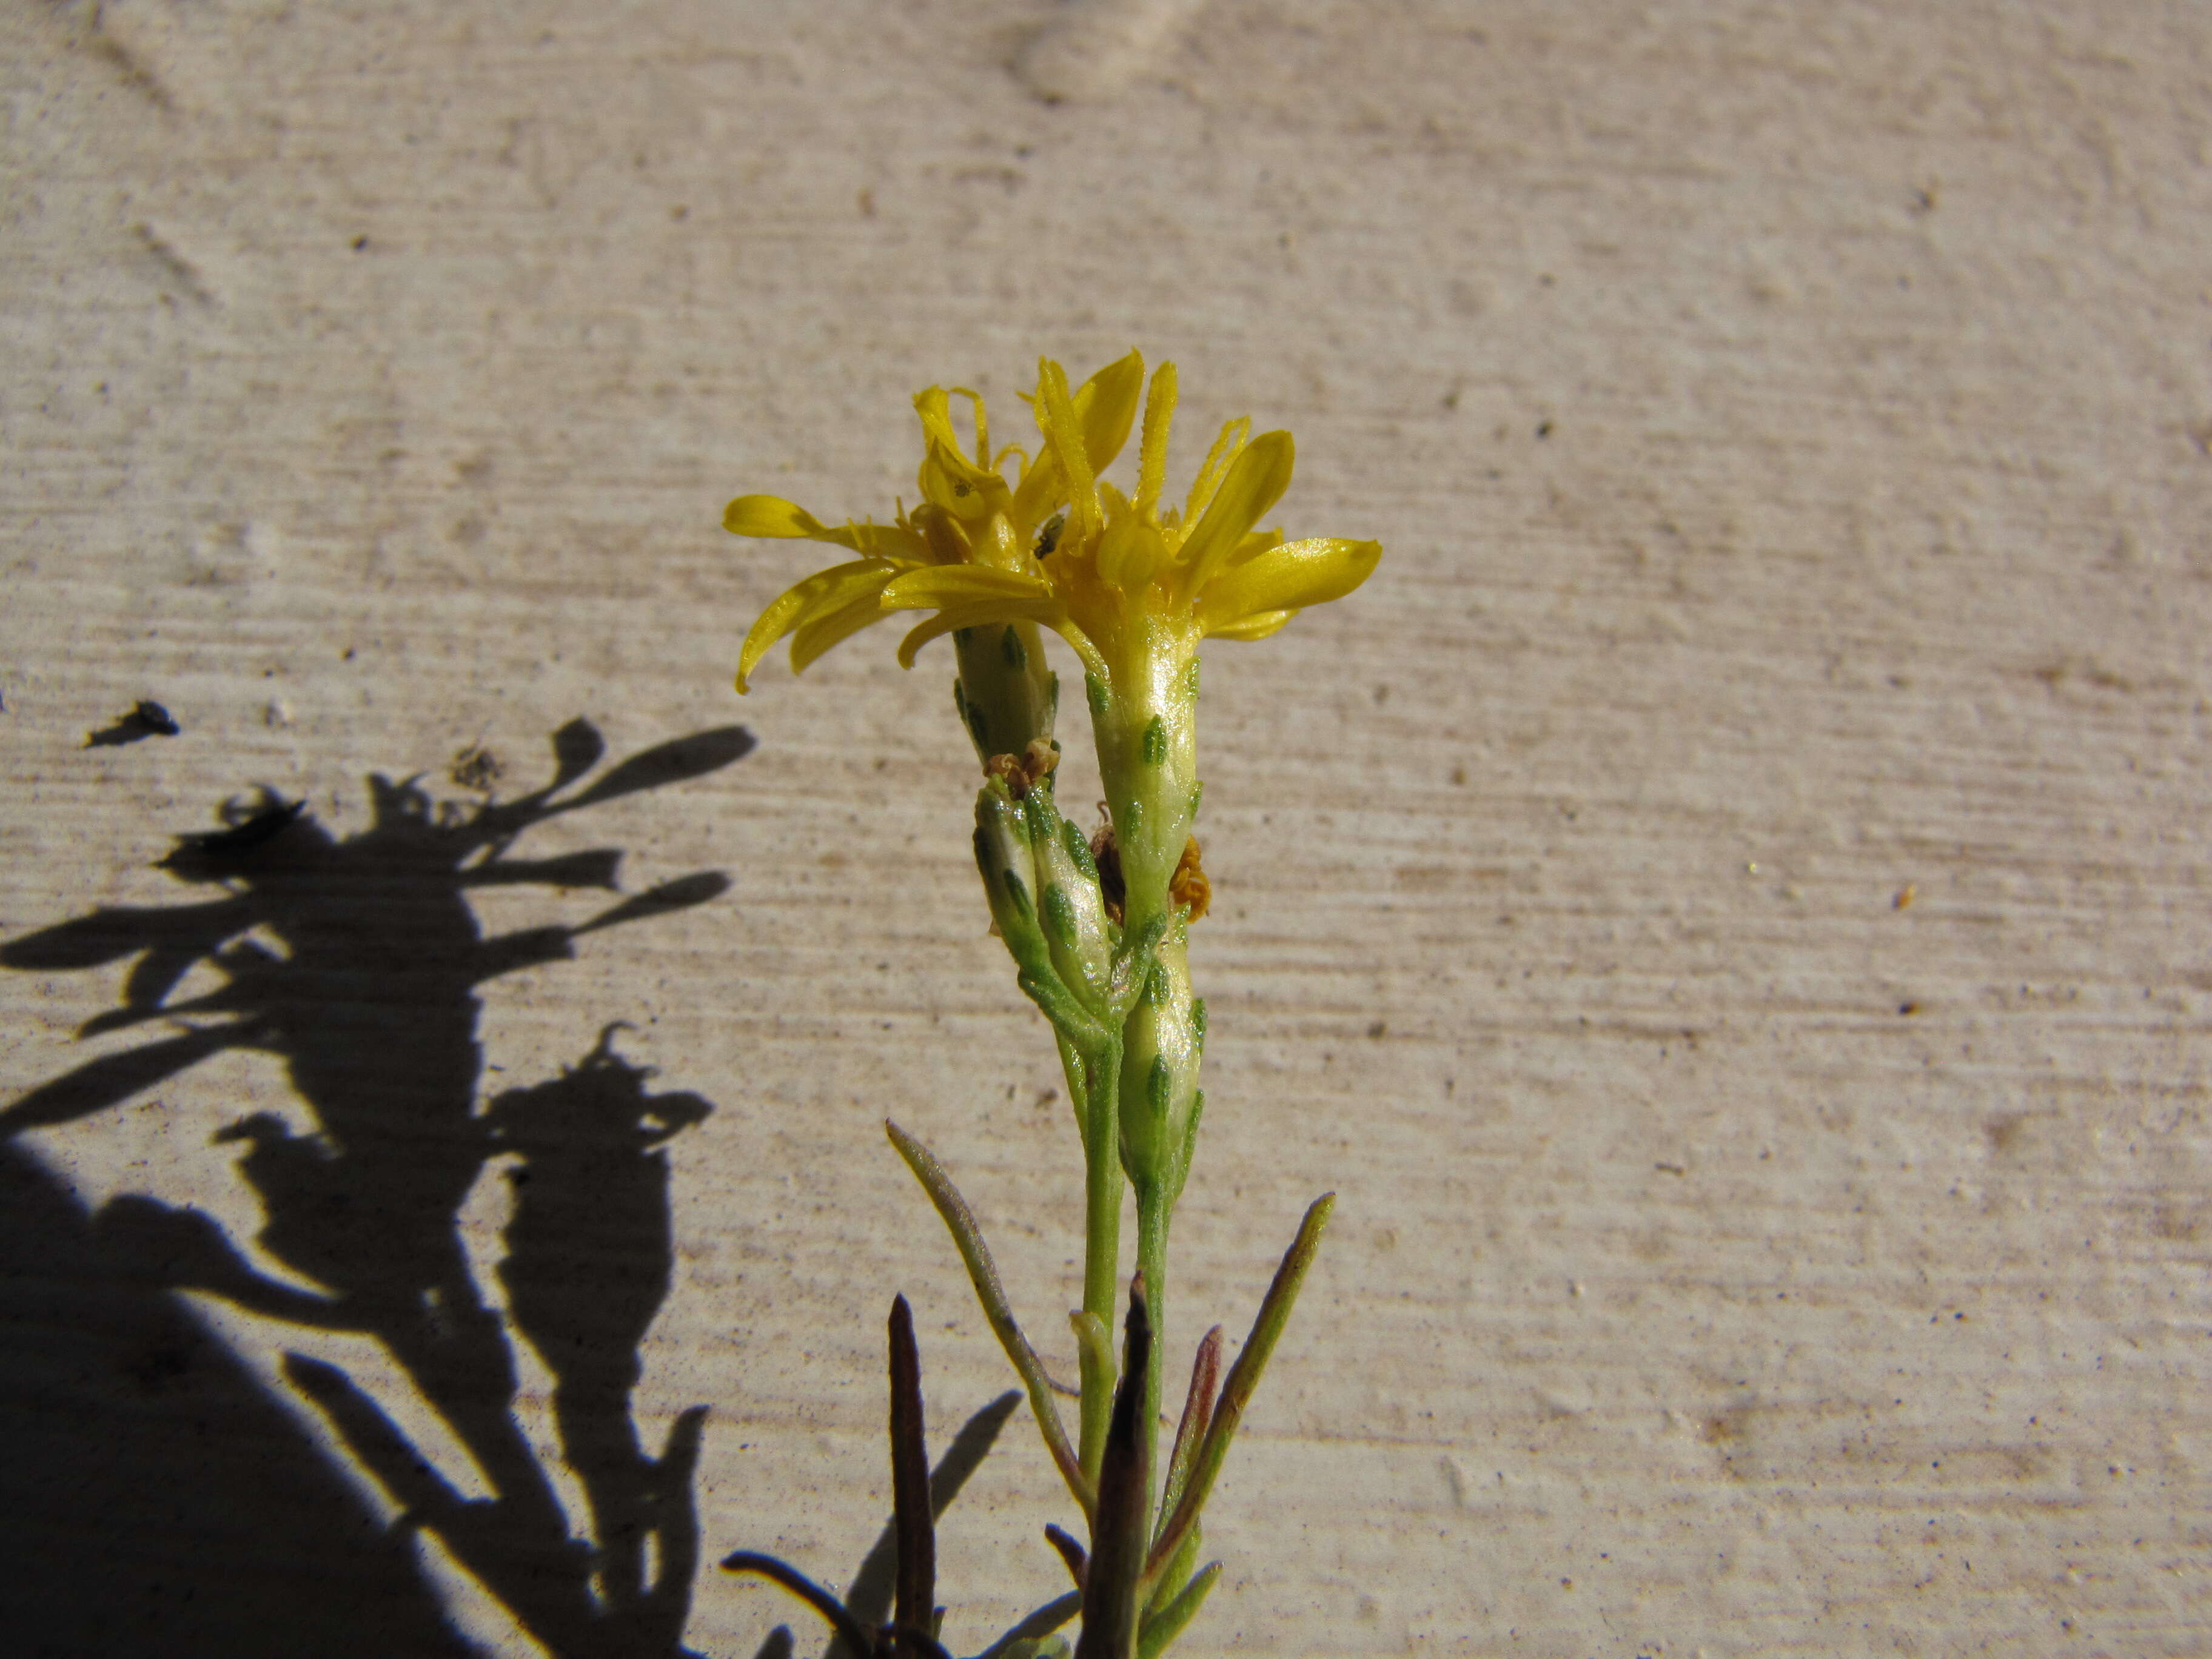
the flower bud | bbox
[1024,789,1116,1016]
[954,619,1059,772]
[974,779,1050,971]
[1117,927,1202,1195]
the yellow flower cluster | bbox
[726,351,1379,697]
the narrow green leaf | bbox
[1143,1523,1202,1627]
[886,1121,1094,1517]
[1153,1327,1221,1555]
[1142,1193,1334,1592]
[1017,968,1109,1052]
[1136,1562,1221,1659]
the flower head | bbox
[724,353,1381,696]
[725,352,1145,692]
[887,357,1380,699]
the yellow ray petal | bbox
[1007,440,1069,529]
[1134,361,1177,519]
[948,386,990,466]
[1179,417,1250,535]
[1221,527,1285,570]
[914,389,997,488]
[1205,608,1296,642]
[736,560,895,692]
[725,495,834,538]
[881,563,1057,614]
[1195,536,1381,635]
[845,520,930,560]
[1176,430,1295,597]
[1013,351,1143,529]
[790,590,899,675]
[1033,359,1101,540]
[1075,349,1145,475]
[904,501,972,566]
[914,387,1008,521]
[724,495,928,562]
[1097,515,1166,595]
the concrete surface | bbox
[4,2,2209,1654]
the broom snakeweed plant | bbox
[721,352,1379,1656]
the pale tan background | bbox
[5,1,2210,1654]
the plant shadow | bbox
[2,718,750,1657]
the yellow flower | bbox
[725,352,1145,692]
[883,356,1380,696]
[723,353,1381,695]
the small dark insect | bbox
[1034,512,1065,558]
[159,798,306,866]
[85,700,183,747]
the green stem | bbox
[1134,1176,1173,1527]
[1078,1040,1122,1484]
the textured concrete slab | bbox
[5,3,2210,1654]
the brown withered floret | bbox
[1090,816,1125,926]
[1170,836,1210,922]
[985,738,1061,800]
[1088,822,1208,927]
